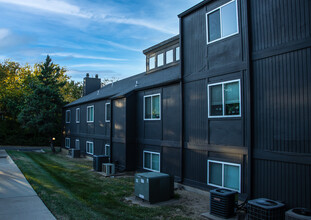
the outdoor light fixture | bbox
[52,137,56,141]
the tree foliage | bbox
[0,56,82,146]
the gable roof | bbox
[65,64,180,107]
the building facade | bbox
[63,0,311,209]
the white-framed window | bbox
[208,79,241,118]
[105,103,111,122]
[166,49,173,64]
[207,160,241,192]
[144,94,161,120]
[86,141,94,155]
[149,56,155,70]
[76,108,80,123]
[65,110,71,123]
[143,151,160,172]
[157,53,164,67]
[75,139,80,149]
[87,105,94,122]
[65,138,70,148]
[104,144,110,157]
[206,0,238,44]
[175,47,180,61]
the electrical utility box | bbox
[134,172,174,204]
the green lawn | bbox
[8,150,190,220]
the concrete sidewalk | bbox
[0,150,55,220]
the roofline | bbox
[63,78,181,108]
[143,35,179,55]
[178,0,212,18]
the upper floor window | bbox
[208,160,241,192]
[65,110,71,123]
[149,56,155,70]
[105,103,111,122]
[206,0,238,44]
[166,49,173,64]
[157,53,164,67]
[176,47,180,61]
[76,108,80,123]
[208,79,241,117]
[75,139,80,149]
[87,105,94,122]
[144,94,161,120]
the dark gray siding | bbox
[250,0,311,208]
[181,0,250,193]
[136,84,181,178]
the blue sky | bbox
[0,0,201,82]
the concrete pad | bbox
[201,212,237,220]
[125,196,180,207]
[0,150,55,220]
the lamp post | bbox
[51,137,56,153]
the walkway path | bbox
[0,150,55,220]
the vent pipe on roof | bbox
[135,81,139,87]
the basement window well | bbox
[143,151,160,172]
[206,0,238,44]
[208,160,241,192]
[208,79,241,117]
[144,94,161,120]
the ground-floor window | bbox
[86,141,94,155]
[65,138,70,148]
[143,151,160,172]
[75,139,80,149]
[104,144,110,157]
[207,160,241,192]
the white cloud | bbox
[102,40,142,52]
[46,52,126,61]
[103,16,176,35]
[0,0,91,18]
[68,63,119,68]
[0,28,9,40]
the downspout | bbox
[246,0,253,199]
[179,16,184,183]
[109,99,113,163]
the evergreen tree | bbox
[18,55,65,147]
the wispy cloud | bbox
[103,16,176,35]
[46,53,126,61]
[0,28,10,40]
[68,63,119,68]
[0,0,91,18]
[102,40,142,52]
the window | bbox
[208,160,241,192]
[76,108,80,123]
[206,0,238,44]
[144,94,161,120]
[143,151,160,172]
[75,139,80,149]
[105,103,111,122]
[65,138,70,148]
[176,47,180,61]
[65,110,71,123]
[87,105,94,122]
[157,53,163,67]
[86,141,94,155]
[149,56,155,70]
[208,79,240,117]
[104,144,110,157]
[166,49,173,64]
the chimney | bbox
[83,73,101,96]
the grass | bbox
[7,150,191,220]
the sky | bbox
[0,0,202,82]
